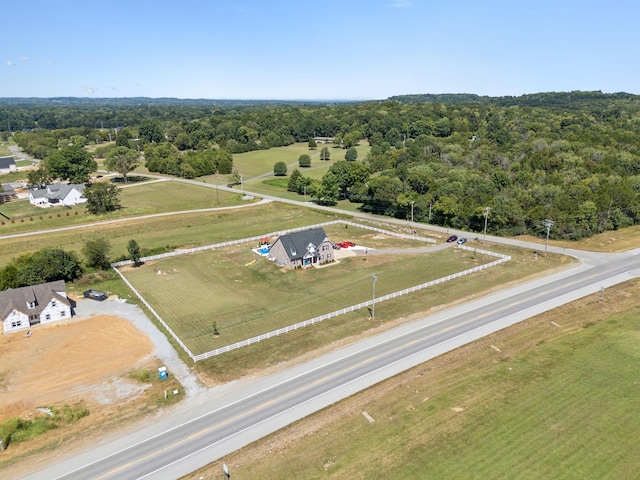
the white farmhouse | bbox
[29,183,87,208]
[0,280,72,334]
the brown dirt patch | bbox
[0,315,154,422]
[0,315,165,477]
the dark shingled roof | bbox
[276,228,330,261]
[0,156,16,169]
[0,280,70,320]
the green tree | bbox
[313,172,340,205]
[288,168,303,192]
[329,161,370,199]
[298,154,311,167]
[115,127,133,148]
[45,145,97,184]
[139,119,164,143]
[308,138,317,150]
[26,165,53,189]
[82,238,112,270]
[128,239,141,266]
[13,248,83,286]
[216,149,233,174]
[0,264,18,290]
[320,146,331,161]
[83,182,121,214]
[344,147,358,162]
[228,169,241,186]
[273,161,287,176]
[105,146,140,183]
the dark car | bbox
[457,237,468,245]
[446,235,458,243]
[83,289,108,301]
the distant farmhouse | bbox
[268,228,336,269]
[29,183,87,208]
[313,137,334,144]
[0,156,16,174]
[0,280,72,334]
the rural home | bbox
[29,183,87,207]
[268,228,336,269]
[0,156,16,174]
[1,183,17,201]
[313,136,334,144]
[0,280,72,334]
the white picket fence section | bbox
[192,246,510,361]
[112,220,507,362]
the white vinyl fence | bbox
[113,221,507,362]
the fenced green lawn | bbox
[123,236,484,355]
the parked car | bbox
[457,237,468,245]
[83,289,108,301]
[446,235,458,243]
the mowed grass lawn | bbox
[123,243,487,355]
[228,142,370,181]
[192,280,640,480]
[0,180,247,234]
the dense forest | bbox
[5,91,640,240]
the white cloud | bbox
[82,85,96,94]
[6,60,15,67]
[19,56,29,62]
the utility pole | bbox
[428,203,432,223]
[483,207,491,244]
[371,274,378,320]
[410,201,415,224]
[544,219,554,256]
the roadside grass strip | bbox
[115,222,509,361]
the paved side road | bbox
[73,298,205,397]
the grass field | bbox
[122,224,468,354]
[186,278,640,480]
[0,202,349,276]
[0,180,250,238]
[226,142,370,181]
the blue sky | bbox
[2,0,638,99]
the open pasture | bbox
[194,279,640,480]
[123,241,493,355]
[230,142,371,181]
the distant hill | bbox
[388,91,640,108]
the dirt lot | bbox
[0,315,154,421]
[0,314,161,475]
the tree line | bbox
[8,91,640,239]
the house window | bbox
[319,254,324,261]
[27,301,37,309]
[11,320,22,328]
[327,253,332,260]
[322,244,329,251]
[45,314,51,321]
[60,310,66,317]
[52,299,57,307]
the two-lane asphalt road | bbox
[24,246,640,480]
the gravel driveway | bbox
[73,297,205,397]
